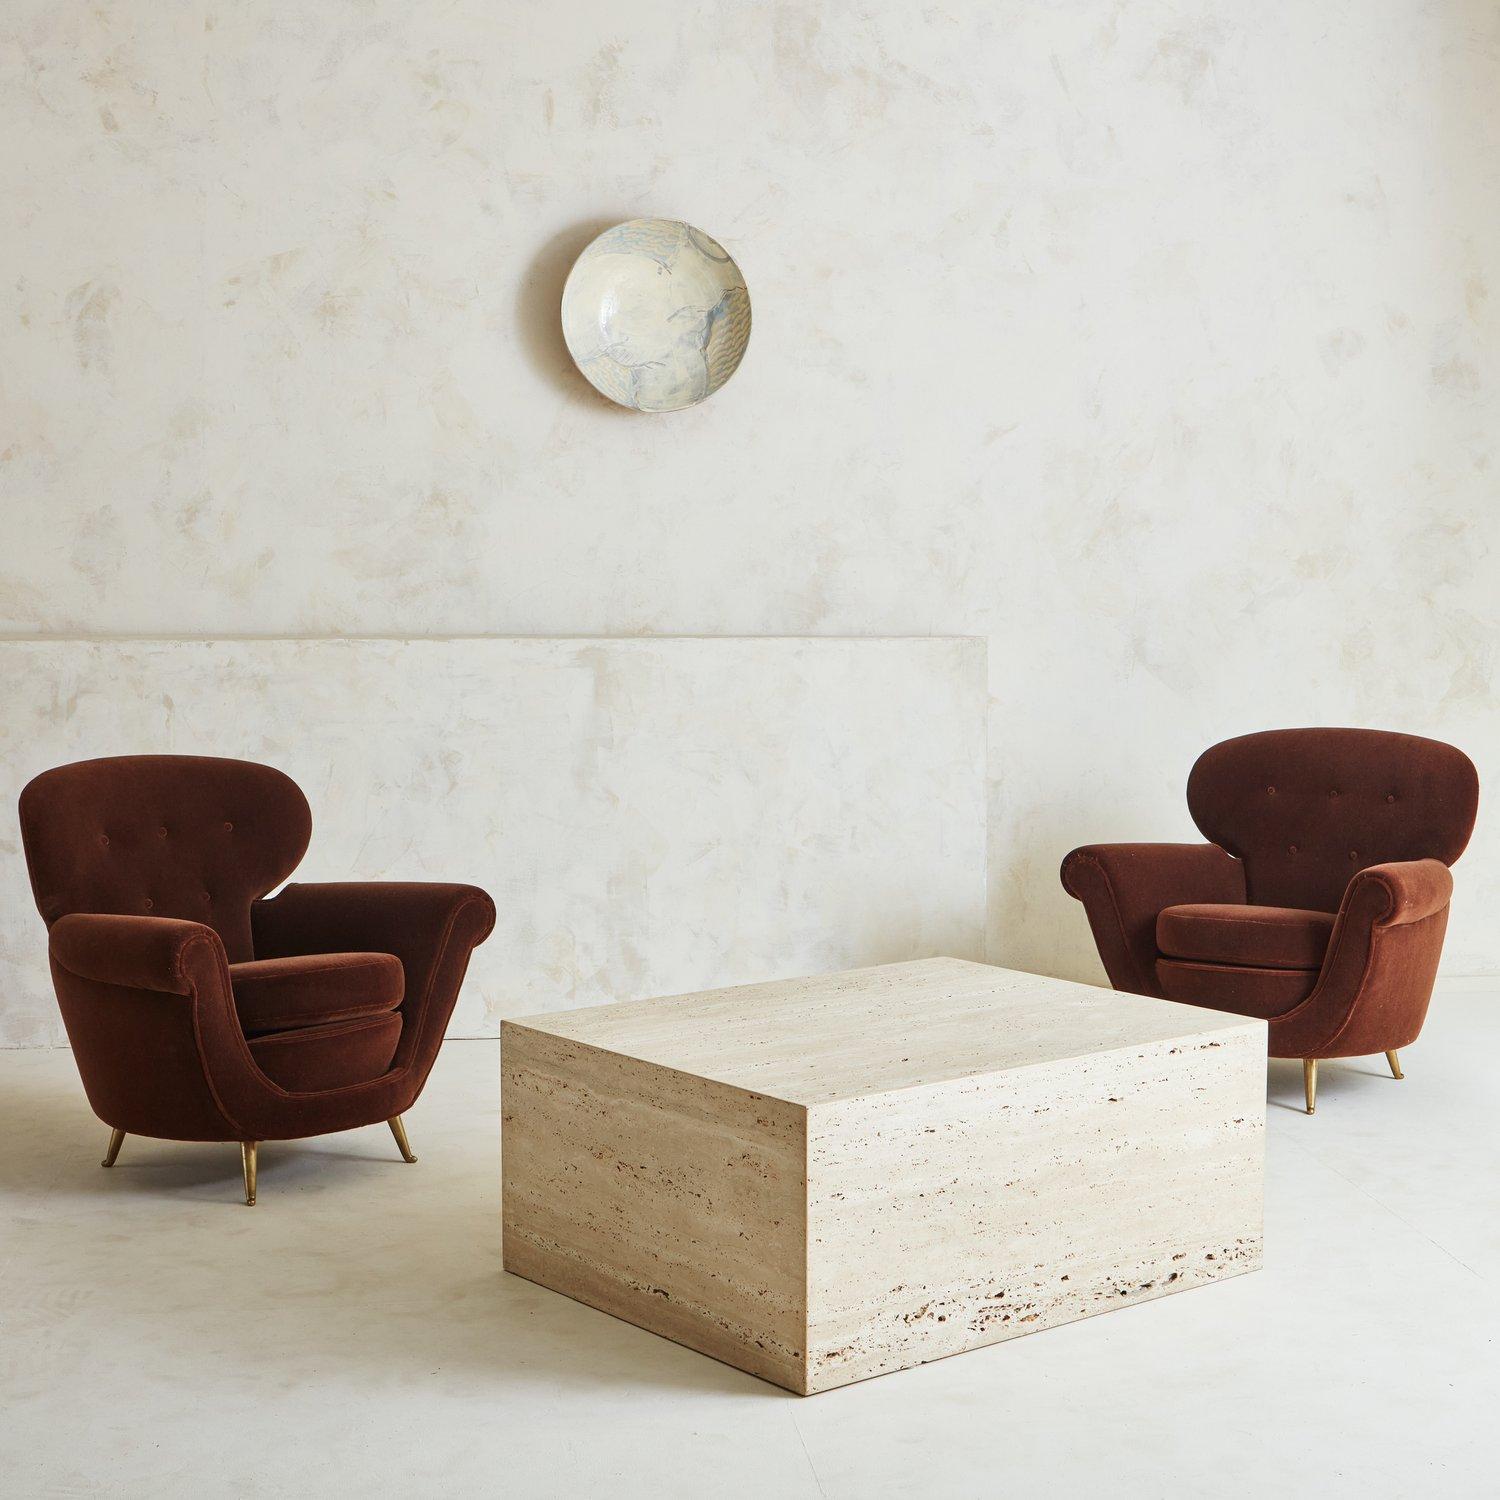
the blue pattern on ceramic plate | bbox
[560,218,752,412]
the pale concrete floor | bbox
[2,983,1498,1498]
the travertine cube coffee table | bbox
[502,958,1265,1394]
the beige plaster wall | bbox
[3,2,1496,996]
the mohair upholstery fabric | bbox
[1058,842,1246,998]
[21,756,495,1144]
[1156,903,1336,970]
[250,882,494,1082]
[20,756,311,963]
[1185,728,1477,911]
[249,1013,403,1092]
[1060,729,1476,1061]
[1269,861,1451,1058]
[228,952,404,1035]
[1156,959,1319,1018]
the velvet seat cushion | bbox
[248,1012,403,1091]
[228,951,403,1036]
[1156,958,1319,1020]
[1156,902,1336,971]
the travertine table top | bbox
[507,956,1253,1106]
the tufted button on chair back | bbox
[1186,728,1478,912]
[19,755,312,962]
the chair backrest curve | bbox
[19,755,311,963]
[1186,728,1478,912]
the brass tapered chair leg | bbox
[388,1115,417,1164]
[241,1142,258,1206]
[1386,1049,1404,1080]
[101,1128,125,1168]
[1303,1058,1318,1115]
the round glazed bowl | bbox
[560,218,752,412]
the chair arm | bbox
[45,913,258,1141]
[49,912,227,995]
[252,882,496,963]
[251,882,495,1070]
[1339,859,1453,928]
[1060,842,1246,997]
[1268,859,1455,1059]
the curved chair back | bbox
[19,755,311,962]
[1187,728,1478,911]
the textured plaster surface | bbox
[1,2,1498,988]
[0,637,985,1046]
[504,959,1265,1393]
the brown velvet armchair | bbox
[1061,729,1478,1113]
[19,755,495,1203]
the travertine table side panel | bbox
[501,1023,808,1391]
[803,1025,1265,1392]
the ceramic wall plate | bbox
[560,218,752,412]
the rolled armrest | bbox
[1340,859,1453,928]
[1272,858,1456,1059]
[251,882,495,962]
[251,882,495,1074]
[1060,842,1245,997]
[50,912,226,995]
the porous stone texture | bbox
[502,958,1266,1393]
[503,1026,809,1391]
